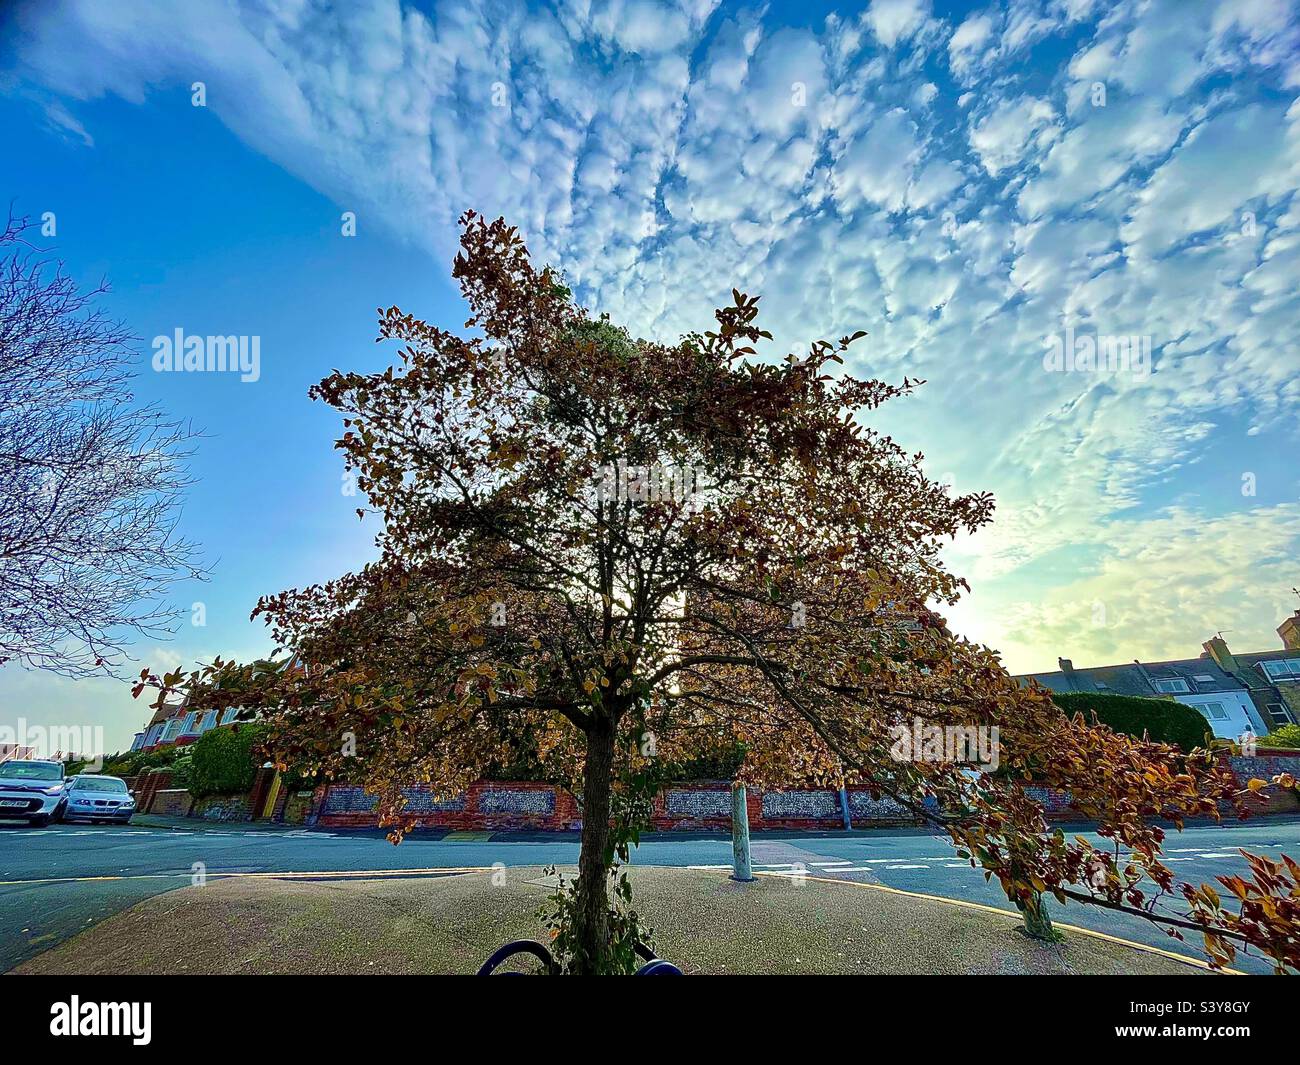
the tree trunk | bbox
[1019,891,1061,942]
[571,718,616,973]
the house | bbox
[1201,609,1300,732]
[1018,656,1265,739]
[129,702,246,752]
[127,657,298,752]
[1017,607,1300,740]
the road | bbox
[2,817,1297,974]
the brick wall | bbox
[307,757,1300,833]
[313,781,582,831]
[191,793,253,821]
[135,770,173,813]
[1230,749,1300,816]
[148,788,193,817]
[312,781,929,832]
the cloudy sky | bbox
[2,0,1299,754]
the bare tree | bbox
[0,212,201,677]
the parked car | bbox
[61,774,136,823]
[0,759,67,826]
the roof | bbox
[146,700,186,727]
[1017,655,1247,697]
[1201,644,1300,696]
[1224,647,1300,681]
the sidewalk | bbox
[128,813,311,833]
[14,864,1217,976]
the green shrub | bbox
[168,748,196,790]
[187,723,270,799]
[102,747,183,778]
[1262,724,1300,749]
[1051,691,1210,753]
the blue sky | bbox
[2,0,1299,755]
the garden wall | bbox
[148,788,193,818]
[310,781,925,831]
[1229,750,1300,816]
[191,793,254,821]
[306,749,1300,832]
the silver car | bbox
[62,774,136,824]
[0,759,67,826]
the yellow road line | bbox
[751,871,1241,975]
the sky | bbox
[1,0,1299,756]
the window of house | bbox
[1192,674,1216,683]
[1199,702,1228,720]
[199,710,219,731]
[1262,659,1300,680]
[1266,704,1292,728]
[1154,678,1190,693]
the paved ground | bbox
[2,816,1296,973]
[10,865,1214,976]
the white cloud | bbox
[947,13,995,79]
[968,95,1057,176]
[966,503,1300,674]
[833,107,923,213]
[10,0,1300,677]
[1122,103,1300,258]
[866,0,931,49]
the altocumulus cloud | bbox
[8,0,1300,671]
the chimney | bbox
[1279,610,1300,651]
[1058,657,1074,673]
[1203,635,1237,671]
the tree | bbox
[0,213,200,676]
[141,213,1298,973]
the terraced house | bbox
[1201,608,1300,733]
[1018,608,1300,740]
[129,702,246,752]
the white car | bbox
[62,774,136,824]
[0,759,67,826]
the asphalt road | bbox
[3,817,1297,974]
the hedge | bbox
[187,722,270,799]
[1051,690,1210,752]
